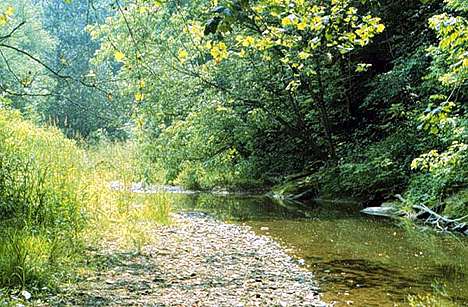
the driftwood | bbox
[360,205,402,218]
[412,204,468,235]
[361,194,468,236]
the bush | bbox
[316,127,430,202]
[443,189,468,218]
[136,105,263,191]
[405,140,468,217]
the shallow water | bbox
[168,193,468,306]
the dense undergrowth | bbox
[0,109,170,303]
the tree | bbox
[408,0,467,209]
[39,0,131,140]
[181,0,385,160]
[89,0,386,186]
[0,0,57,115]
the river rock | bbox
[49,213,326,306]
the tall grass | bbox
[0,109,86,289]
[84,141,171,252]
[0,113,86,229]
[0,110,171,298]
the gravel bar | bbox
[60,212,326,306]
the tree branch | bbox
[0,21,26,41]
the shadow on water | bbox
[165,192,468,306]
[170,192,361,221]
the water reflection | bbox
[171,193,311,221]
[166,192,468,306]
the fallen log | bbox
[412,204,468,235]
[360,205,403,218]
[361,195,468,236]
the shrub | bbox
[316,127,430,202]
[406,140,468,217]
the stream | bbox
[161,192,467,306]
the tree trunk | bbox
[314,65,337,161]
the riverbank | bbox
[44,212,325,306]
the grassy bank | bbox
[0,110,170,304]
[0,109,86,291]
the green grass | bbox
[0,109,86,290]
[0,110,171,301]
[83,141,171,251]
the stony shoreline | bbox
[49,212,326,306]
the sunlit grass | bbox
[84,141,171,252]
[84,189,171,252]
[0,109,86,290]
[0,110,171,301]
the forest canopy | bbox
[0,0,466,214]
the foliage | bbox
[38,0,131,140]
[311,127,428,202]
[427,0,467,86]
[0,109,171,292]
[177,0,384,160]
[404,0,467,217]
[1,0,130,140]
[0,0,57,114]
[0,5,14,26]
[0,109,86,230]
[0,0,467,303]
[406,139,467,215]
[89,0,388,189]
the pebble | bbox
[47,213,327,306]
